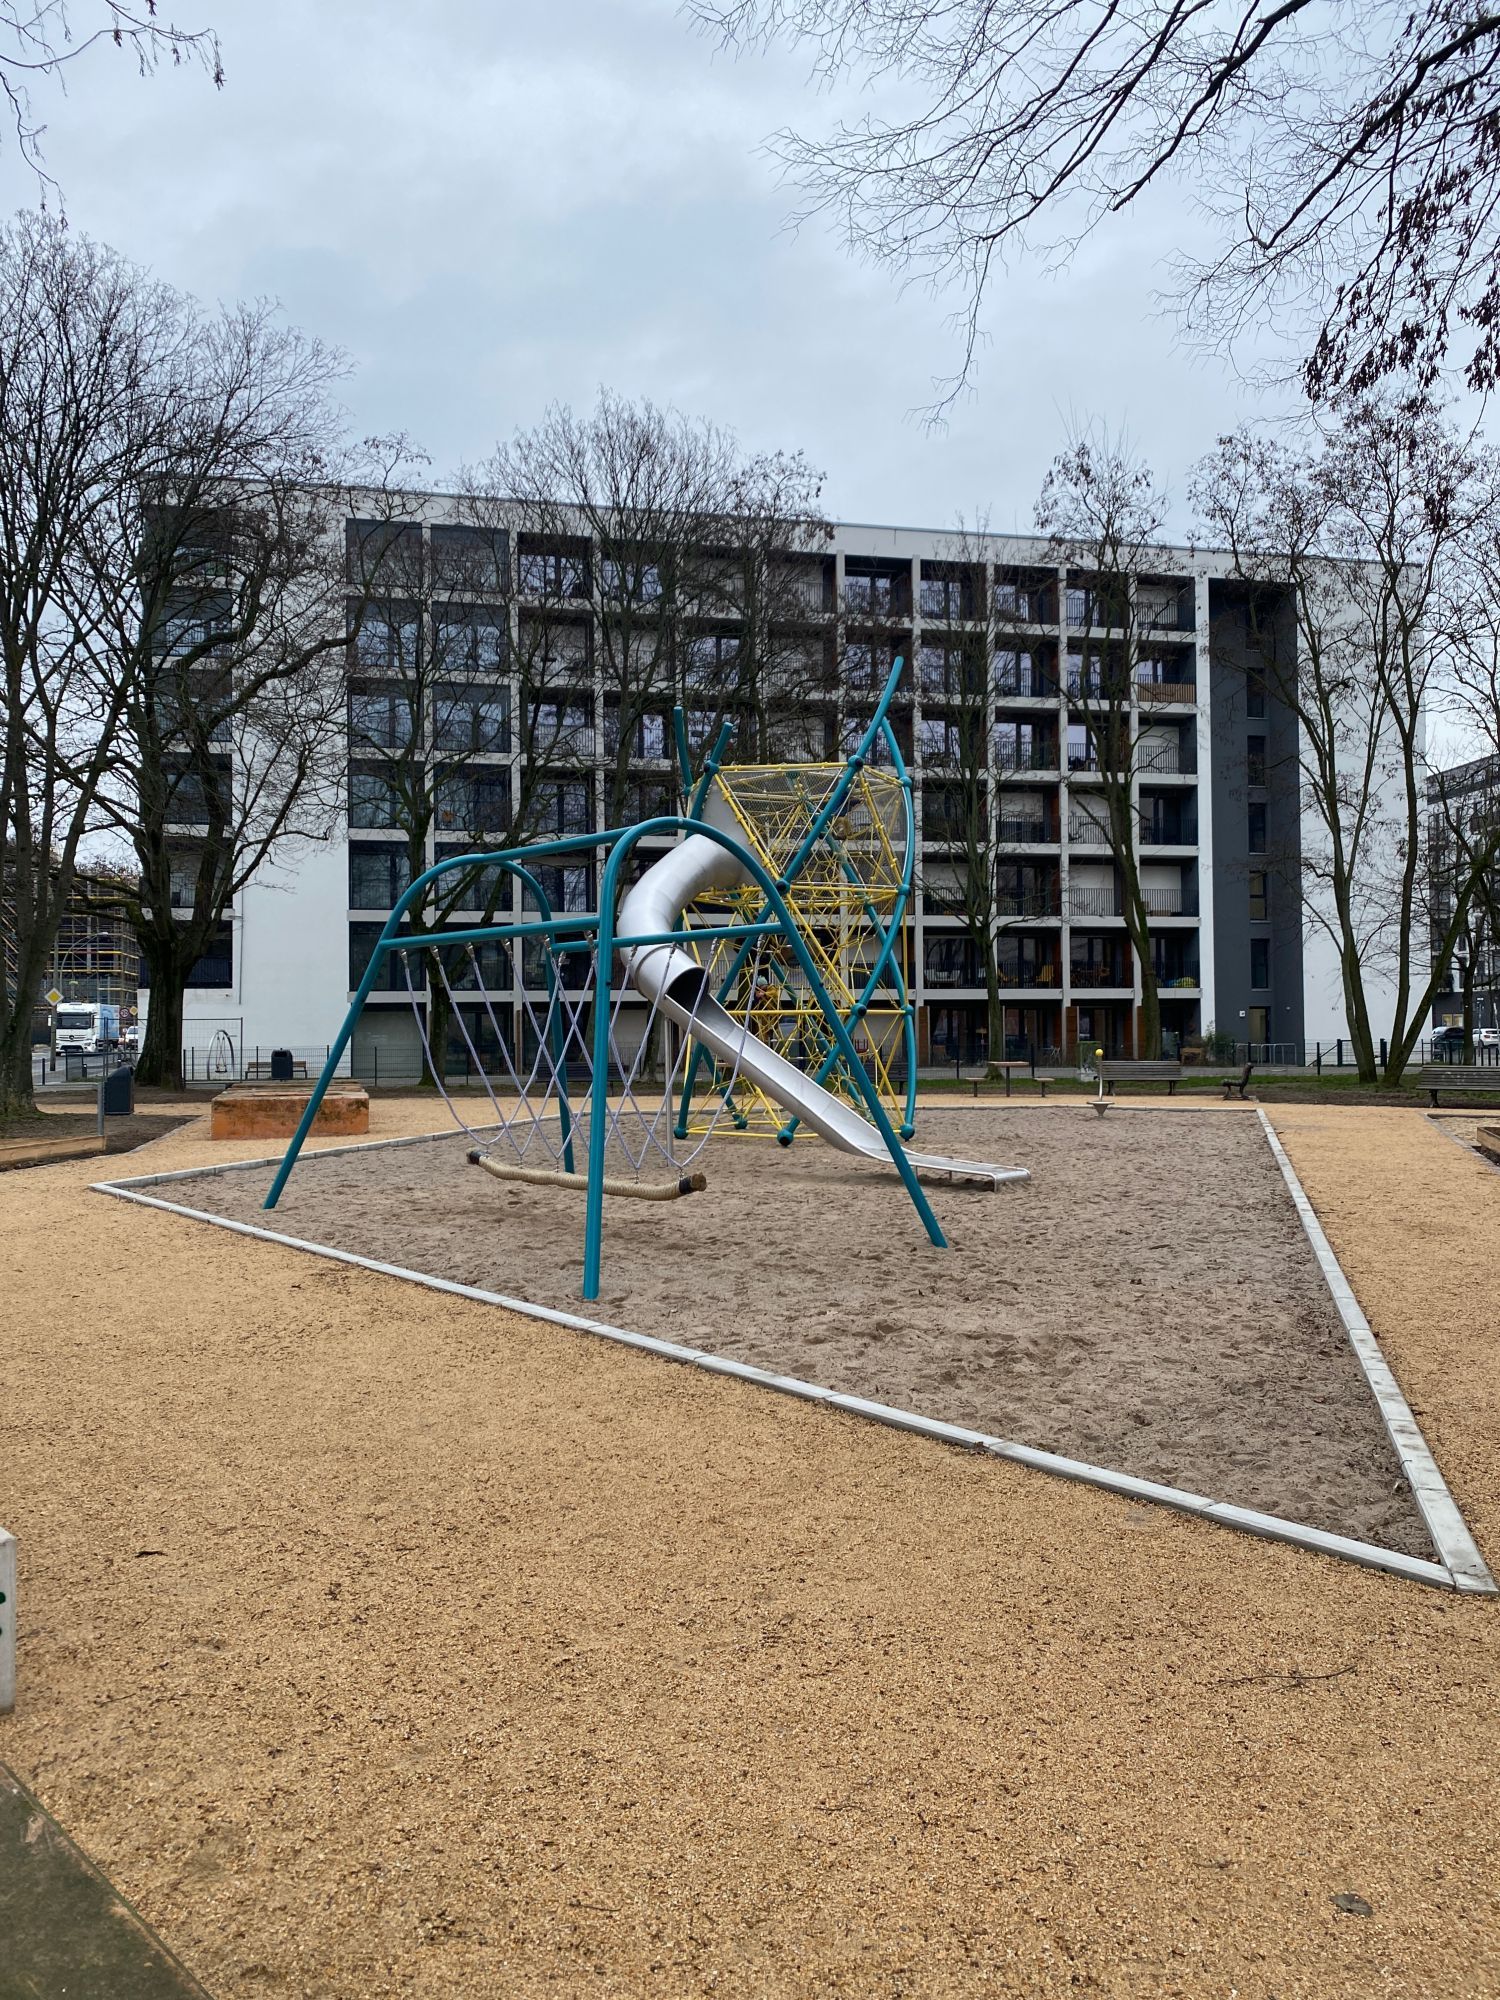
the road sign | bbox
[44,989,62,1007]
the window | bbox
[604,706,669,759]
[1065,723,1096,772]
[1250,937,1270,989]
[1248,870,1268,922]
[844,640,901,691]
[527,699,591,759]
[625,779,674,825]
[354,609,419,673]
[350,688,413,752]
[683,634,739,691]
[995,718,1053,770]
[436,614,506,675]
[918,571,971,620]
[349,766,405,830]
[528,780,593,839]
[348,921,410,994]
[435,767,511,835]
[434,685,510,754]
[844,568,906,615]
[919,643,971,697]
[429,524,508,593]
[349,844,411,911]
[168,850,203,909]
[924,936,980,988]
[917,714,965,764]
[1246,672,1266,718]
[438,933,512,992]
[600,556,662,604]
[1248,801,1267,853]
[440,857,511,913]
[1247,735,1267,787]
[993,648,1046,697]
[164,762,230,827]
[518,548,587,598]
[534,864,592,915]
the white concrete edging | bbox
[0,1529,15,1713]
[1257,1108,1495,1594]
[92,1136,1482,1594]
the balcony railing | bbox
[996,890,1062,918]
[997,964,1061,988]
[1138,742,1196,775]
[1143,887,1184,915]
[1067,820,1111,846]
[1137,680,1198,706]
[997,816,1055,843]
[994,665,1059,699]
[995,743,1059,773]
[1069,964,1129,989]
[1140,821,1196,846]
[1068,886,1120,918]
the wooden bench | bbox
[961,1061,1046,1099]
[1419,1064,1500,1106]
[1221,1062,1255,1099]
[244,1058,309,1080]
[1098,1059,1183,1095]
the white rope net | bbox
[399,922,768,1183]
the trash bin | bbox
[100,1065,134,1116]
[270,1048,295,1082]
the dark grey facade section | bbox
[1205,581,1304,1052]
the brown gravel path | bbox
[0,1100,1496,1998]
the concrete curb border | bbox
[1257,1108,1494,1594]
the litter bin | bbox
[270,1048,295,1082]
[100,1065,134,1116]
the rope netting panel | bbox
[399,922,769,1182]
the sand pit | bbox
[146,1105,1429,1555]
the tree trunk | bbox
[135,945,187,1090]
[983,941,1006,1081]
[0,1007,40,1118]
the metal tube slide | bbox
[619,832,1028,1189]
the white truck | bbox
[52,1002,121,1054]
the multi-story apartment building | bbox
[1427,752,1500,1035]
[154,507,1395,1076]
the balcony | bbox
[996,739,1060,773]
[996,890,1062,919]
[997,963,1061,989]
[1067,816,1111,846]
[1068,885,1120,918]
[1070,960,1132,989]
[997,815,1056,844]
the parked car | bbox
[1430,1025,1468,1062]
[1478,1027,1500,1051]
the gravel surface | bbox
[0,1099,1494,1999]
[169,1105,1427,1552]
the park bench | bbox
[244,1057,309,1081]
[1221,1062,1255,1100]
[1418,1064,1500,1106]
[1098,1059,1183,1095]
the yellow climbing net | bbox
[682,762,912,1136]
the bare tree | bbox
[0,212,191,1114]
[691,1,1500,408]
[1036,427,1172,1060]
[2,2,222,186]
[1194,396,1500,1083]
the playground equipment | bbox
[264,656,1026,1300]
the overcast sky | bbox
[4,0,1299,536]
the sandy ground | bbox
[0,1097,1497,1999]
[166,1106,1426,1553]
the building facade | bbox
[156,508,1396,1077]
